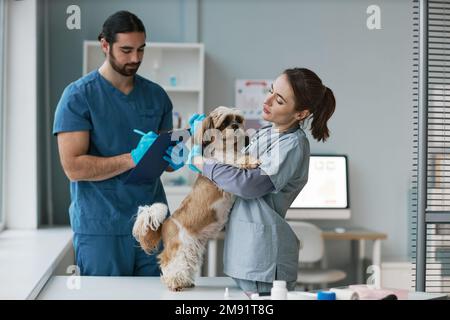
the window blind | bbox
[413,0,450,294]
[0,0,5,232]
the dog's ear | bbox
[209,108,224,128]
[194,115,214,147]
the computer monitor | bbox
[286,155,351,220]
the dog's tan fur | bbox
[132,106,259,291]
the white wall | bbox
[5,0,38,229]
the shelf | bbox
[163,86,201,93]
[84,41,204,188]
[82,40,204,50]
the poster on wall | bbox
[235,79,272,130]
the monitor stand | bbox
[286,208,351,220]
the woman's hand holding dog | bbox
[188,113,206,136]
[186,144,203,174]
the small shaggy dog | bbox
[132,106,259,291]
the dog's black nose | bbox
[231,123,239,130]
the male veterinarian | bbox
[53,11,189,276]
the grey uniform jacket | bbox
[203,124,310,283]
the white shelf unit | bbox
[83,41,205,212]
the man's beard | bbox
[109,48,141,77]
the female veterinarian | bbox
[186,68,336,293]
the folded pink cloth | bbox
[348,285,409,300]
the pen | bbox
[133,129,146,136]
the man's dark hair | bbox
[98,11,146,44]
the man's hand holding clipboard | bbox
[124,113,205,185]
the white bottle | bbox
[224,287,230,299]
[271,280,288,300]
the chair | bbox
[289,221,347,290]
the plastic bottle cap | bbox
[272,280,287,288]
[317,291,336,300]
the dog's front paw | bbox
[236,155,260,169]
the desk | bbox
[321,228,387,284]
[37,276,248,300]
[206,228,387,285]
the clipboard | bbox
[124,129,191,185]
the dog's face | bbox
[194,106,247,160]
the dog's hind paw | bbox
[167,282,195,292]
[173,286,184,292]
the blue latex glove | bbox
[130,129,158,165]
[163,141,188,171]
[186,144,203,174]
[188,113,206,136]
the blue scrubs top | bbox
[223,125,310,283]
[53,70,173,235]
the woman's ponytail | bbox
[310,87,335,142]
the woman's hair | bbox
[283,68,336,142]
[98,11,146,44]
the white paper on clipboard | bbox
[235,79,272,130]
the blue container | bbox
[317,291,336,300]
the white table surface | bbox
[37,276,249,300]
[0,227,73,299]
[36,275,449,300]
